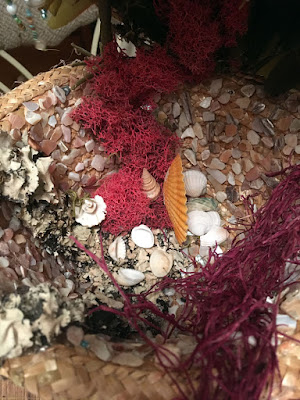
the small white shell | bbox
[75,195,107,227]
[183,169,207,197]
[115,268,145,287]
[200,226,229,247]
[187,210,212,236]
[206,211,221,227]
[131,224,154,248]
[150,249,173,277]
[108,236,126,262]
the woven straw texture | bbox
[0,64,86,120]
[0,345,185,400]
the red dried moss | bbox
[73,42,182,234]
[154,0,249,78]
[74,165,300,399]
[85,43,184,108]
[97,168,171,235]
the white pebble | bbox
[181,127,195,139]
[247,130,260,145]
[48,115,57,128]
[232,162,242,175]
[68,172,81,182]
[85,139,95,152]
[75,163,85,172]
[0,256,9,268]
[91,155,105,171]
[216,191,227,203]
[25,111,41,125]
[227,171,236,186]
[199,97,212,109]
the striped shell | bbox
[163,154,188,244]
[142,169,160,201]
[183,169,207,197]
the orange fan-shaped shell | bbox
[163,154,188,244]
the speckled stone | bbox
[218,93,231,105]
[193,123,203,139]
[232,149,242,159]
[235,97,250,109]
[232,162,242,175]
[225,124,237,137]
[284,134,298,148]
[209,158,225,170]
[40,140,57,156]
[216,191,227,203]
[290,119,300,132]
[261,137,274,149]
[199,97,212,108]
[247,130,260,145]
[91,155,105,171]
[203,112,215,122]
[201,149,210,161]
[206,169,227,184]
[219,149,232,163]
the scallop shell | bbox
[187,197,218,213]
[163,154,188,245]
[183,169,207,197]
[115,268,145,287]
[108,236,126,262]
[187,210,212,236]
[200,226,229,247]
[131,224,154,248]
[150,249,173,278]
[142,169,160,201]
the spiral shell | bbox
[142,169,160,201]
[183,169,207,197]
[163,155,188,244]
[82,199,97,214]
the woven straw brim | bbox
[0,65,86,120]
[0,345,186,400]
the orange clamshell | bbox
[163,154,188,244]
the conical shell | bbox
[108,236,126,262]
[150,249,173,278]
[163,154,188,244]
[183,169,207,197]
[200,226,229,247]
[142,169,160,201]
